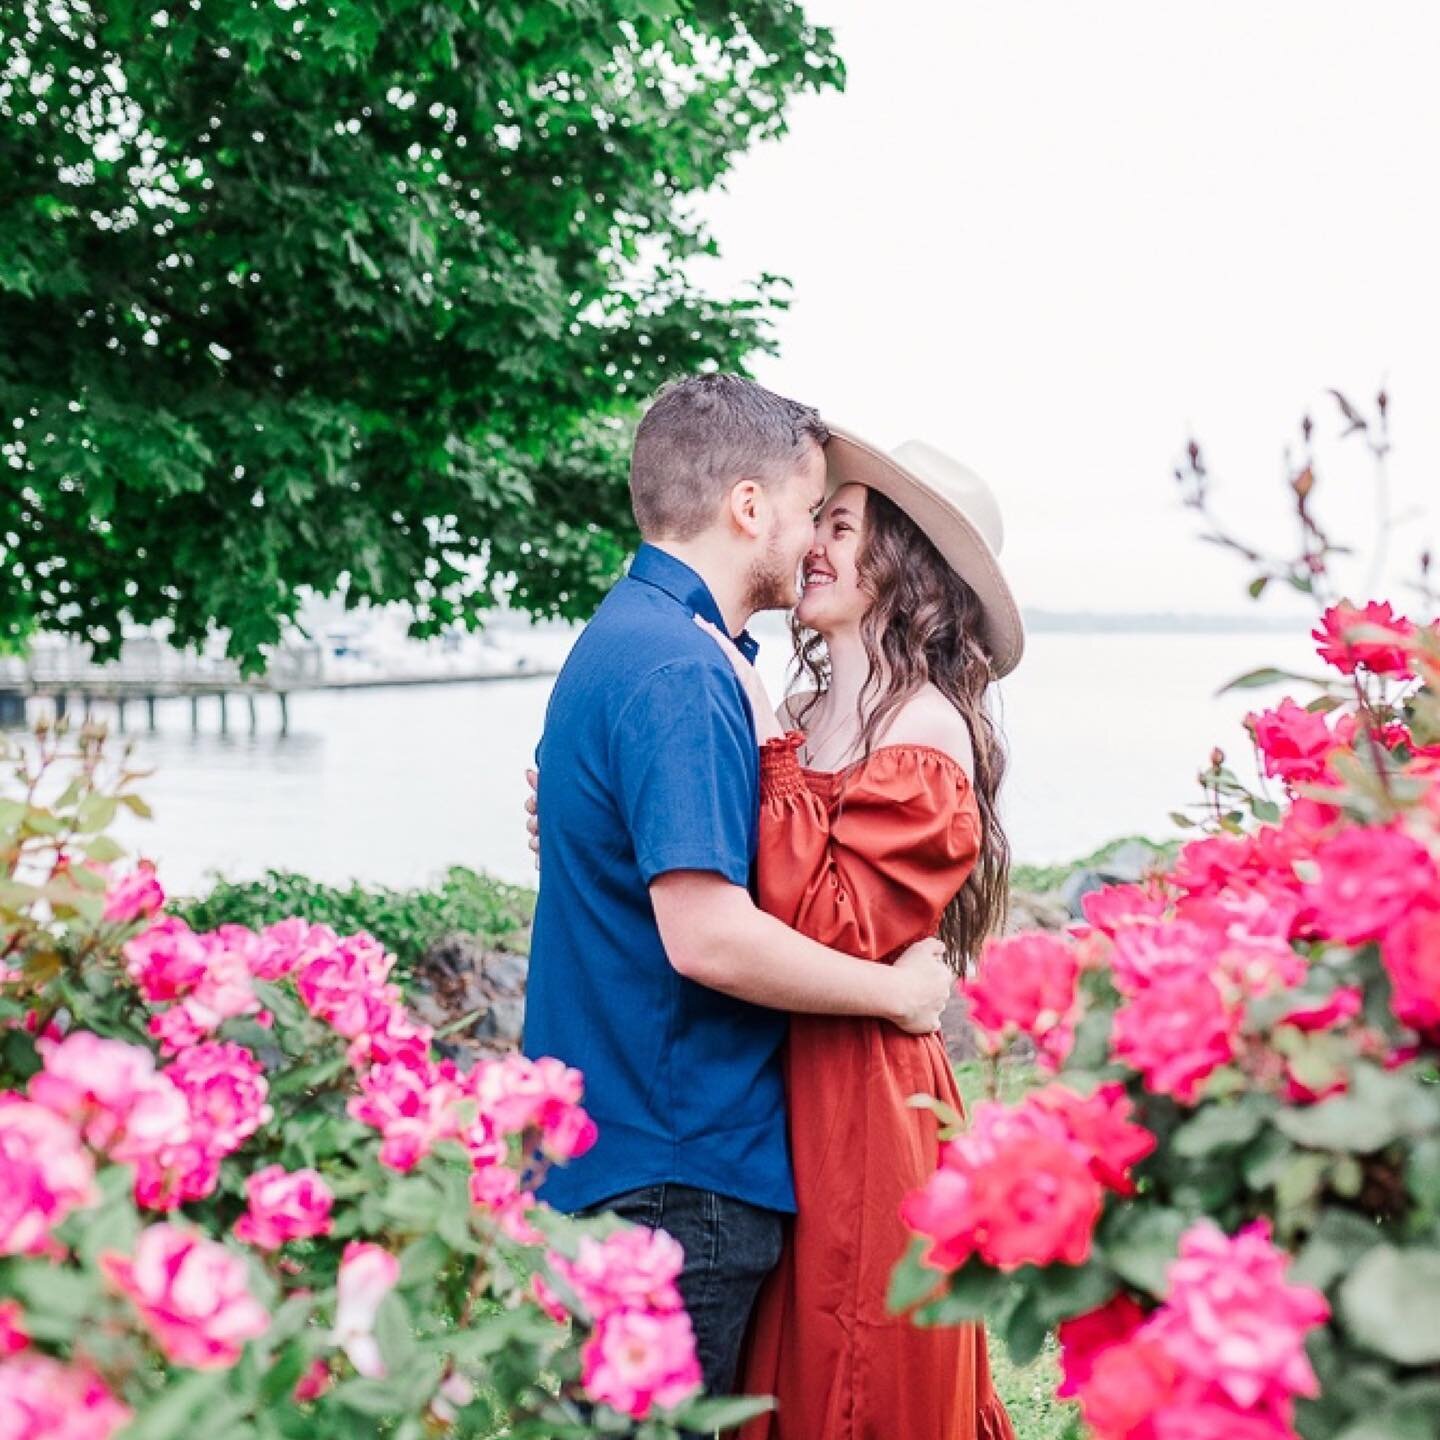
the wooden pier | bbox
[0,636,557,735]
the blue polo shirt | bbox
[523,545,794,1216]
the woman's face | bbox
[795,483,871,634]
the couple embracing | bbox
[523,375,1021,1439]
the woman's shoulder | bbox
[878,687,976,782]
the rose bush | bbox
[894,583,1440,1432]
[0,724,767,1438]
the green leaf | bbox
[1339,1246,1440,1365]
[1291,1209,1384,1292]
[1099,1208,1188,1299]
[1274,1064,1429,1154]
[1172,1098,1270,1158]
[1001,1286,1049,1368]
[122,1371,232,1440]
[887,1238,942,1313]
[1031,1261,1120,1327]
[375,1290,420,1374]
[671,1395,776,1429]
[910,1260,1010,1326]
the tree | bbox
[0,0,841,665]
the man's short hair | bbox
[630,374,830,541]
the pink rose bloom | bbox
[1152,1400,1297,1440]
[342,993,434,1072]
[124,916,211,1002]
[102,862,165,926]
[296,934,396,1036]
[164,1041,272,1156]
[1304,823,1440,945]
[1313,599,1416,677]
[132,1140,222,1212]
[553,1228,686,1322]
[1109,921,1213,996]
[333,1242,401,1378]
[581,1308,703,1420]
[0,1096,99,1257]
[1247,699,1338,788]
[1075,1336,1176,1440]
[1170,834,1256,897]
[147,1002,214,1056]
[1081,882,1171,935]
[233,1165,334,1250]
[963,932,1082,1071]
[347,1057,460,1172]
[469,1055,598,1161]
[1030,1082,1157,1195]
[255,918,340,980]
[101,1223,270,1369]
[901,1097,1106,1274]
[0,1301,28,1357]
[1148,1219,1328,1414]
[1381,903,1440,1037]
[189,938,262,1023]
[531,1272,571,1325]
[0,1353,132,1440]
[1057,1292,1147,1398]
[28,1032,189,1161]
[1111,972,1239,1103]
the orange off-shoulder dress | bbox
[738,734,1014,1440]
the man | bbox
[522,375,953,1401]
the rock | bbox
[410,932,531,1064]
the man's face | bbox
[744,442,829,614]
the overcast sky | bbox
[693,0,1440,616]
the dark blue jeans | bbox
[580,1183,784,1403]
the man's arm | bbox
[650,871,953,1035]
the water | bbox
[81,623,1318,898]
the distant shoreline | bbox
[1021,609,1306,635]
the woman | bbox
[698,427,1022,1440]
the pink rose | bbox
[254,918,340,980]
[102,862,166,926]
[0,1300,28,1357]
[233,1165,334,1250]
[1057,1292,1148,1398]
[1247,699,1338,788]
[124,917,209,1002]
[0,1353,132,1440]
[1313,599,1416,677]
[333,1242,401,1378]
[292,1358,334,1403]
[296,935,396,1036]
[468,1055,598,1161]
[1081,882,1171,935]
[1076,1336,1176,1439]
[1029,1082,1157,1196]
[1381,903,1440,1037]
[101,1223,270,1369]
[164,1041,272,1155]
[347,1057,460,1173]
[0,1096,98,1257]
[1112,970,1239,1103]
[1148,1219,1328,1414]
[552,1228,686,1322]
[581,1308,703,1419]
[1304,823,1439,945]
[28,1032,189,1161]
[1279,984,1364,1033]
[963,932,1082,1071]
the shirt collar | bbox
[628,543,760,665]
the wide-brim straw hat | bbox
[822,426,1025,678]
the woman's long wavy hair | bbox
[790,489,1010,973]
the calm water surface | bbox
[92,624,1317,897]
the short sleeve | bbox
[612,659,758,887]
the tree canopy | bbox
[0,0,841,665]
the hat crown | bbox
[889,439,1005,556]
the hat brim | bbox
[822,426,1026,678]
